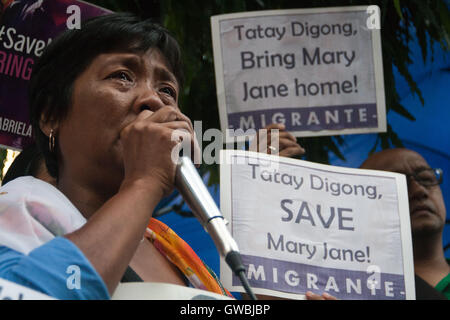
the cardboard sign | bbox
[211,6,385,142]
[219,150,415,300]
[0,0,111,150]
[112,282,234,300]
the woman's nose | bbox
[137,87,165,113]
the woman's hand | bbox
[119,106,199,197]
[249,123,305,158]
[305,291,338,300]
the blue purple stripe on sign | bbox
[233,254,406,300]
[227,104,377,133]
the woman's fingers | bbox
[264,123,285,131]
[145,107,192,127]
[279,145,305,158]
[119,107,197,195]
[305,291,338,300]
[278,130,297,143]
[250,123,306,157]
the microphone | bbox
[175,156,257,300]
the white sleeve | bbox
[0,176,86,254]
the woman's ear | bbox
[39,113,58,138]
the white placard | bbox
[112,282,234,300]
[0,278,55,300]
[219,150,415,300]
[211,6,386,142]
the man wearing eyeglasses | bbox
[360,148,449,299]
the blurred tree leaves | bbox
[1,0,448,185]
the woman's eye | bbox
[110,71,132,82]
[160,86,177,99]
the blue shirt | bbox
[0,237,110,300]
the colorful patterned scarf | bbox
[145,218,233,298]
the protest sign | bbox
[0,0,111,150]
[0,277,55,299]
[211,6,386,142]
[219,150,415,300]
[112,282,233,300]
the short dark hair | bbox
[28,13,184,179]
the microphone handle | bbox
[175,156,257,300]
[175,156,239,258]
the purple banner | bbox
[0,0,111,150]
[233,254,406,300]
[227,103,377,134]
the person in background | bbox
[361,148,449,299]
[256,132,448,300]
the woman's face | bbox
[55,48,180,194]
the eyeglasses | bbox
[405,168,443,187]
